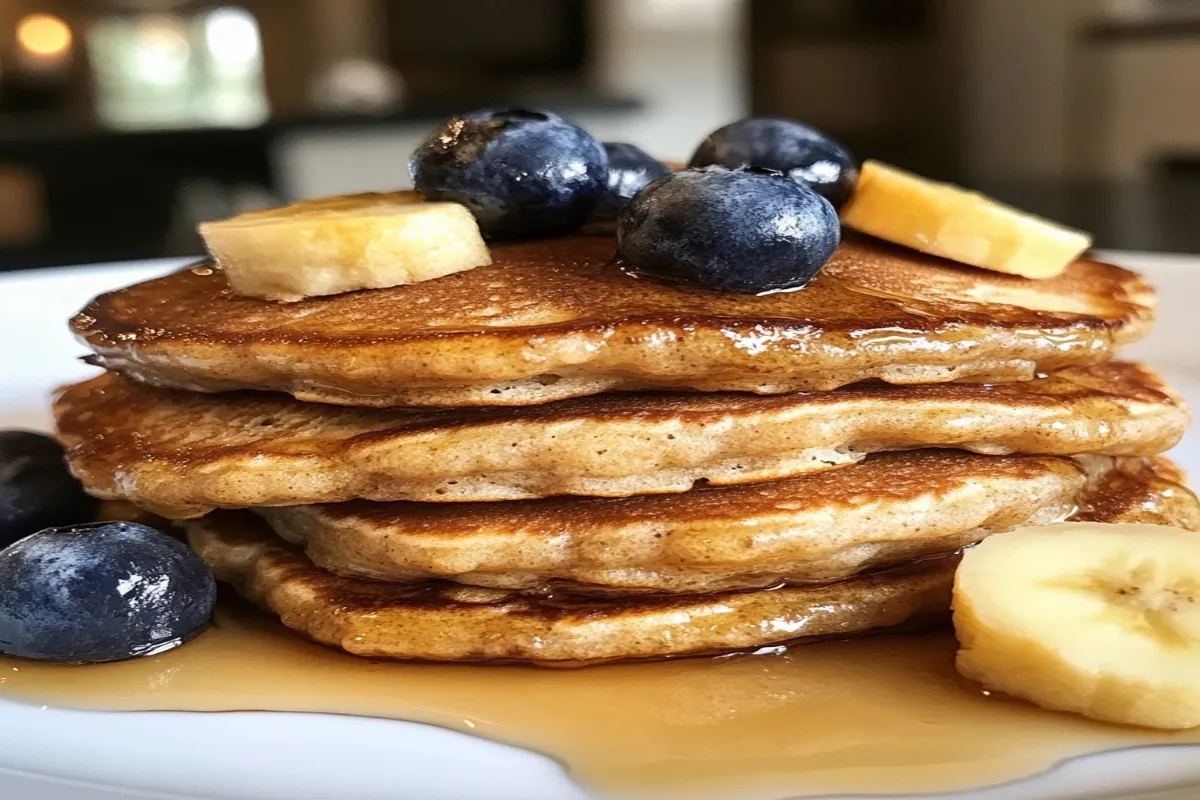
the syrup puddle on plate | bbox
[2,595,1198,799]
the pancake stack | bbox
[55,232,1199,665]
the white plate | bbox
[1,254,1199,800]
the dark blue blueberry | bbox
[689,117,858,207]
[592,142,670,221]
[410,108,608,239]
[0,521,216,662]
[616,167,840,295]
[0,430,96,551]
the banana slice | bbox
[840,161,1092,279]
[953,522,1200,729]
[199,191,491,302]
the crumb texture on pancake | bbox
[72,233,1156,407]
[184,512,955,663]
[255,452,1200,593]
[185,465,1197,664]
[54,363,1186,518]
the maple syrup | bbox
[2,594,1198,799]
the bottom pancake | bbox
[186,466,1198,664]
[186,512,953,664]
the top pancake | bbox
[72,233,1154,407]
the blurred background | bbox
[0,0,1199,270]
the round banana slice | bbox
[199,191,492,302]
[953,522,1200,730]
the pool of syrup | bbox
[2,596,1199,799]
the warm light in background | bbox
[17,13,72,58]
[133,15,191,85]
[86,6,267,129]
[204,6,261,71]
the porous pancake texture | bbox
[73,233,1154,407]
[53,363,1184,518]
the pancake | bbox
[53,363,1185,517]
[186,467,1198,664]
[187,511,956,665]
[72,233,1154,407]
[254,452,1200,594]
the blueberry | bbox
[616,167,840,295]
[689,117,858,207]
[0,521,216,662]
[592,142,670,221]
[0,430,96,551]
[411,108,608,239]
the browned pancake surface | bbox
[187,512,956,664]
[54,363,1185,517]
[73,234,1154,406]
[256,452,1200,593]
[186,462,1198,663]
